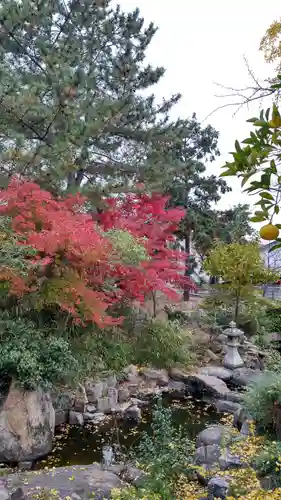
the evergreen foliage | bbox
[0,0,189,195]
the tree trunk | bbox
[152,291,157,318]
[234,290,240,323]
[183,231,191,301]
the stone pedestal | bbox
[223,321,244,370]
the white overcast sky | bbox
[118,0,281,211]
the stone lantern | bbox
[223,321,244,370]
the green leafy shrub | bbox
[0,217,36,273]
[254,440,281,487]
[131,319,194,369]
[242,372,281,430]
[69,327,133,379]
[0,315,77,390]
[264,349,281,374]
[111,486,160,499]
[70,317,194,380]
[203,296,276,341]
[133,399,195,499]
[164,307,191,324]
[265,307,281,333]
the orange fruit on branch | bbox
[259,223,279,241]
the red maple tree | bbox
[99,192,192,300]
[0,178,194,326]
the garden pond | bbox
[36,395,222,469]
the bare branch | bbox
[206,89,276,120]
[207,55,279,119]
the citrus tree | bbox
[204,241,276,321]
[221,103,281,249]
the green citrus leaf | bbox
[260,192,274,200]
[250,216,267,223]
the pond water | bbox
[36,395,222,469]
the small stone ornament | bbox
[223,321,244,370]
[101,444,113,469]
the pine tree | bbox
[0,0,185,195]
[164,116,230,299]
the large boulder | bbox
[0,481,8,500]
[171,372,230,399]
[196,425,232,448]
[219,450,245,470]
[167,380,186,397]
[194,444,221,466]
[224,391,242,403]
[141,367,169,386]
[0,381,55,462]
[214,400,241,414]
[233,407,252,430]
[197,367,232,382]
[208,476,230,499]
[4,464,123,500]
